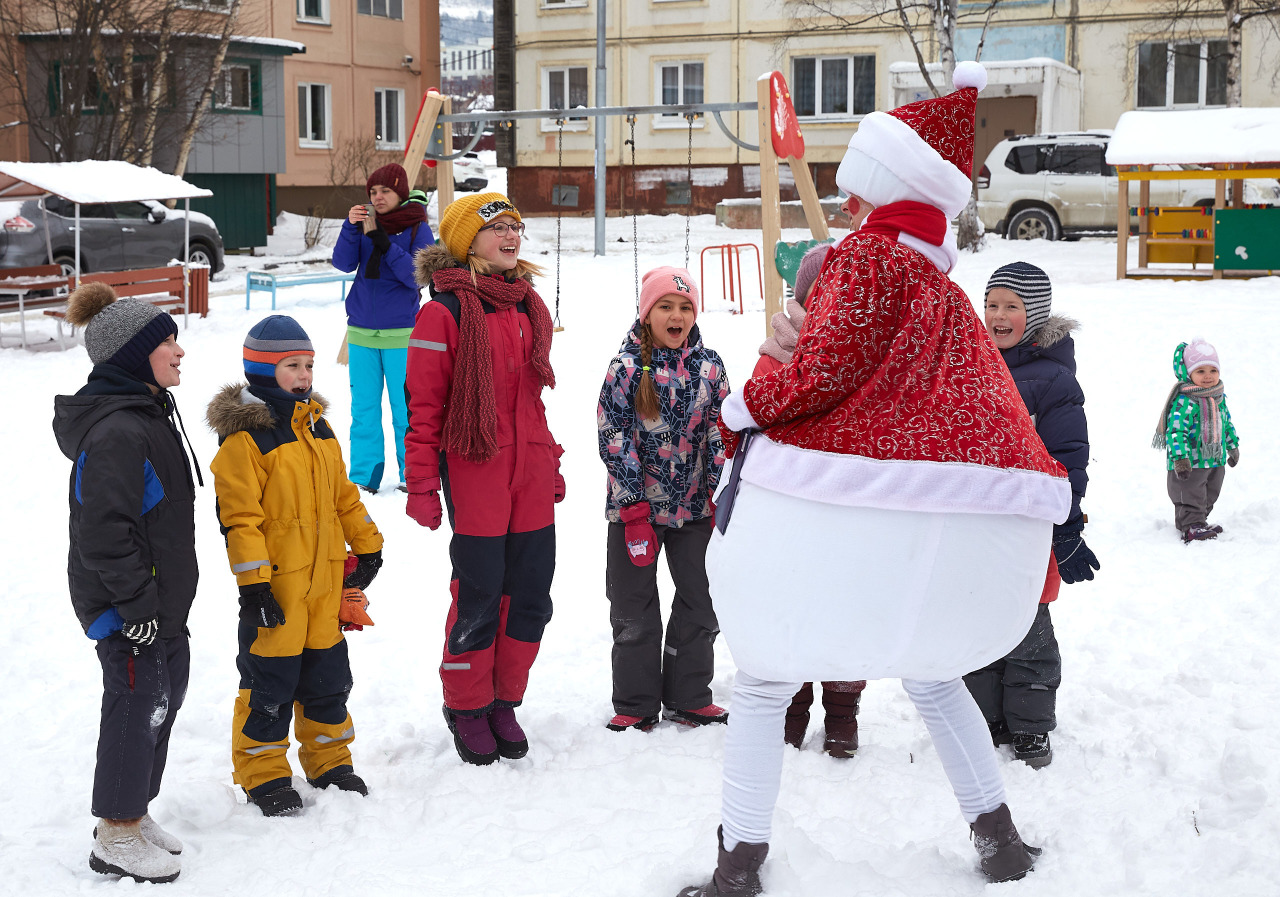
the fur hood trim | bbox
[1033,314,1078,349]
[413,242,535,288]
[205,382,329,438]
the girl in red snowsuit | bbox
[404,192,563,766]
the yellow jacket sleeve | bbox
[210,432,273,588]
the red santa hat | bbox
[836,61,987,220]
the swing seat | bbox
[774,238,835,292]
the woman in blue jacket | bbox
[332,162,435,492]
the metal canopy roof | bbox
[0,161,213,204]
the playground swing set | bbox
[396,71,833,336]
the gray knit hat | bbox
[65,282,178,379]
[985,261,1052,346]
[793,243,832,308]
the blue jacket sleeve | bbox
[1035,368,1089,535]
[332,220,364,273]
[381,223,435,293]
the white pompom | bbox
[952,60,988,92]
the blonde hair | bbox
[635,323,661,422]
[464,255,547,285]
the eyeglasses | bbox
[478,221,525,237]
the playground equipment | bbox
[700,244,762,315]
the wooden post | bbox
[1116,175,1129,280]
[1213,170,1226,279]
[403,91,445,190]
[1137,175,1151,268]
[757,74,784,330]
[786,156,830,241]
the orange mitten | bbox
[339,587,375,630]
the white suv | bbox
[976,132,1280,240]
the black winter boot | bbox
[307,765,369,795]
[246,778,304,817]
[677,826,768,897]
[784,683,814,748]
[970,804,1041,883]
[1012,733,1052,768]
[821,688,861,759]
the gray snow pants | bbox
[605,519,719,717]
[963,603,1060,735]
[1167,465,1226,531]
[93,632,190,819]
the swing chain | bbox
[553,118,564,329]
[626,114,639,314]
[684,112,696,269]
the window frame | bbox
[1135,39,1229,110]
[653,59,706,129]
[790,53,877,121]
[297,81,332,148]
[295,0,330,24]
[356,0,404,20]
[540,0,589,9]
[374,86,405,150]
[541,64,590,132]
[213,60,261,114]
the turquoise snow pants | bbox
[348,343,408,490]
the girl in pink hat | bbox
[597,266,731,733]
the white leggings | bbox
[720,671,1007,850]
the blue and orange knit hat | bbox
[243,315,313,389]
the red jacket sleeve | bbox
[404,300,458,486]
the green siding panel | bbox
[183,172,270,250]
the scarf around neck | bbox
[1152,380,1226,458]
[758,299,808,364]
[431,266,556,463]
[364,201,426,280]
[858,200,958,273]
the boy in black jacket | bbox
[53,283,200,884]
[964,262,1100,768]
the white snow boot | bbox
[90,817,181,884]
[94,813,183,855]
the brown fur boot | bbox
[970,803,1041,883]
[677,827,768,897]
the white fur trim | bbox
[719,390,758,433]
[708,482,1047,682]
[838,112,973,219]
[739,434,1070,524]
[899,229,958,274]
[952,61,988,92]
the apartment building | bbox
[500,0,1280,216]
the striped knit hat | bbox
[985,261,1052,346]
[243,315,314,389]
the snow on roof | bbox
[1106,108,1280,166]
[0,161,213,203]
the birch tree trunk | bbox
[170,0,241,180]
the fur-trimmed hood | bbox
[205,382,330,439]
[1031,314,1079,349]
[413,242,535,289]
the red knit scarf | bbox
[375,200,426,236]
[431,267,556,463]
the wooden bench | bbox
[246,269,355,310]
[42,265,210,345]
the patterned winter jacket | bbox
[999,315,1089,536]
[1164,342,1239,470]
[598,321,730,527]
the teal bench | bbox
[246,269,356,309]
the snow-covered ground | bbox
[4,159,1279,896]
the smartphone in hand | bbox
[362,204,377,234]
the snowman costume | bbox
[694,62,1071,883]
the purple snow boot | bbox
[489,706,529,759]
[677,827,768,897]
[970,803,1041,883]
[443,705,499,766]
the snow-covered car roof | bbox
[0,161,213,204]
[1106,108,1280,166]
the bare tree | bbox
[304,137,402,249]
[789,0,1000,250]
[1151,0,1280,106]
[0,0,245,171]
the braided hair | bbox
[635,323,661,422]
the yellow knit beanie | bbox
[438,192,523,264]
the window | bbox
[543,66,589,128]
[792,55,875,119]
[1137,40,1228,109]
[296,0,328,23]
[357,0,403,20]
[657,61,704,119]
[1004,144,1051,175]
[1045,144,1110,176]
[374,87,404,149]
[297,82,331,146]
[215,63,258,112]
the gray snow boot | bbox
[89,817,181,884]
[94,813,183,855]
[677,826,768,897]
[970,804,1041,883]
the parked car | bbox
[452,152,489,192]
[0,196,225,274]
[976,132,1280,240]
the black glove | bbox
[1052,532,1100,584]
[239,583,286,628]
[1228,448,1239,468]
[343,550,383,591]
[1173,458,1192,480]
[121,617,158,646]
[368,228,391,253]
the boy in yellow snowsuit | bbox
[208,315,384,816]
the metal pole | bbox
[183,198,191,328]
[74,203,81,288]
[593,1,607,256]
